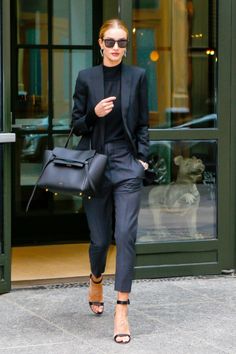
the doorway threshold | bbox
[11,243,115,286]
[12,274,116,290]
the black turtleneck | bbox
[103,63,125,143]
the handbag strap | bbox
[64,127,74,148]
[25,154,54,213]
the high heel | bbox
[114,299,131,344]
[88,274,104,315]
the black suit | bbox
[72,63,149,161]
[72,63,149,292]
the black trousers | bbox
[83,140,144,292]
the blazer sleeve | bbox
[71,71,98,136]
[136,70,150,162]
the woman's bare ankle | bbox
[91,273,102,283]
[117,291,129,302]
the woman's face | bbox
[99,27,128,67]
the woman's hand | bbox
[94,96,116,117]
[138,160,149,170]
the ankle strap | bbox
[90,274,103,284]
[117,299,130,305]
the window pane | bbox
[137,140,217,242]
[53,50,92,129]
[0,145,3,253]
[16,49,48,124]
[133,0,160,9]
[17,0,48,45]
[53,0,92,45]
[14,132,48,214]
[132,0,217,128]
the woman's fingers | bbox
[103,96,116,103]
[138,160,149,170]
[102,97,116,113]
[95,97,116,117]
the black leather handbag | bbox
[26,129,107,212]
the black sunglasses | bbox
[103,38,128,48]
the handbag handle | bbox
[64,127,92,150]
[64,127,74,148]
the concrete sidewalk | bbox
[0,275,236,354]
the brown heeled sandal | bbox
[114,299,131,344]
[88,274,104,315]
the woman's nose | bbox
[113,42,119,49]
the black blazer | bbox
[71,63,149,162]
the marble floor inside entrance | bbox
[11,243,116,285]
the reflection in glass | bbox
[0,145,3,253]
[137,140,217,242]
[53,50,92,129]
[53,133,79,150]
[14,126,49,213]
[21,133,48,165]
[17,0,48,44]
[53,0,92,45]
[133,0,160,9]
[16,49,48,122]
[132,0,217,128]
[14,132,48,214]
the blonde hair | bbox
[99,19,129,39]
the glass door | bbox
[11,0,102,245]
[126,0,233,277]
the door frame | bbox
[230,0,236,271]
[0,0,14,294]
[119,0,236,278]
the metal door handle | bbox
[0,133,16,143]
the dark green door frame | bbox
[217,0,235,272]
[0,141,14,294]
[0,0,14,295]
[118,0,236,278]
[230,0,236,271]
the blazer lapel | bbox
[121,64,138,154]
[121,64,131,123]
[91,65,105,150]
[92,65,104,104]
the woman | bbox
[72,18,149,344]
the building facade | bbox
[1,0,236,293]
